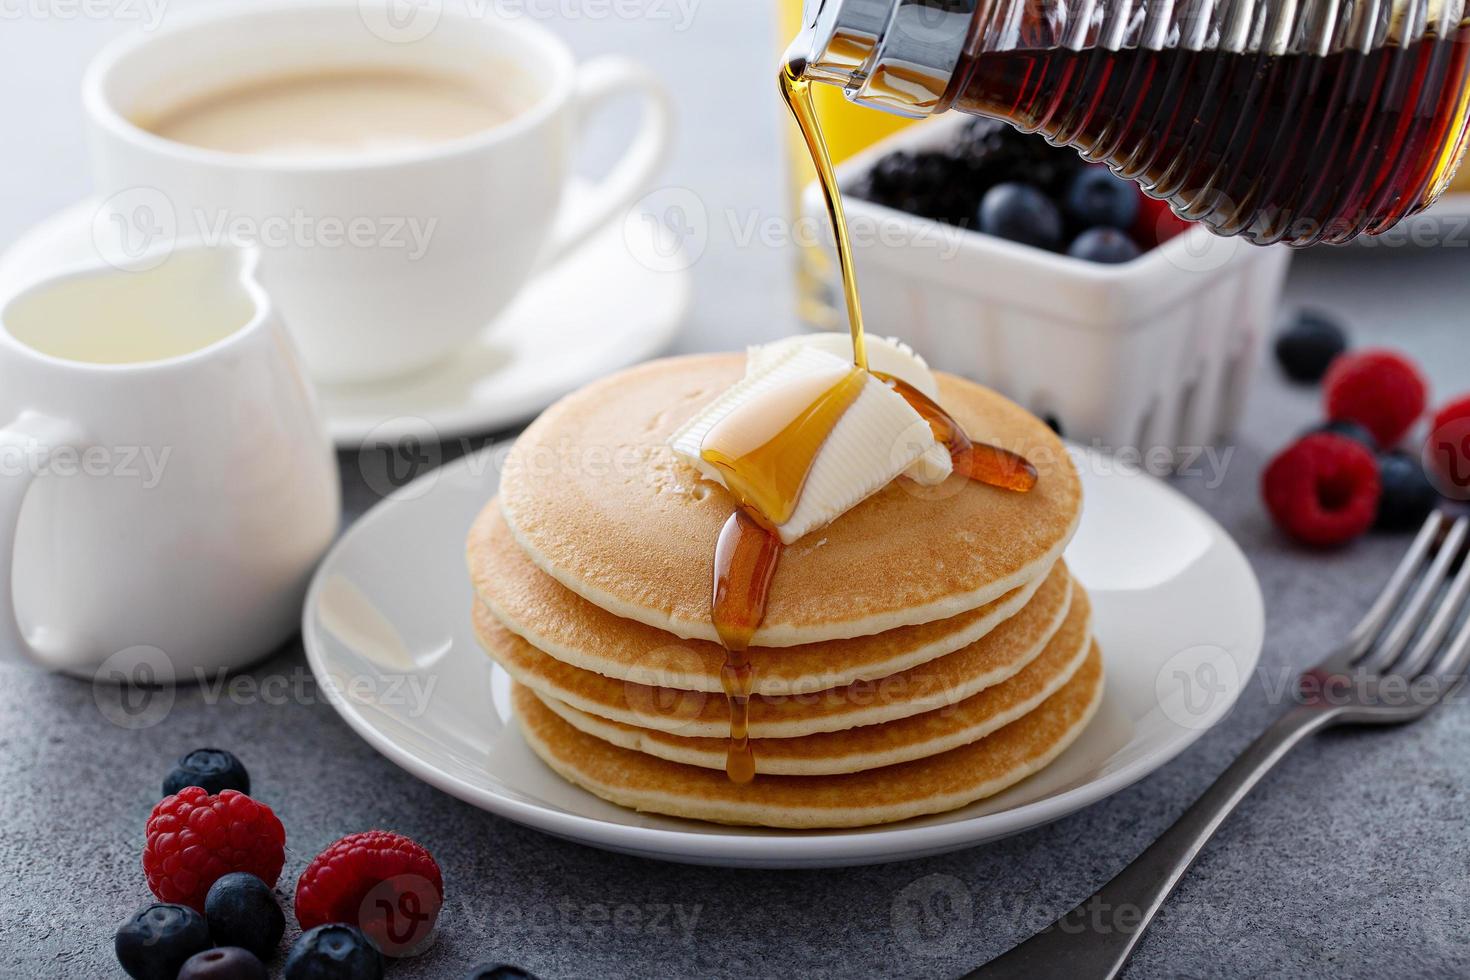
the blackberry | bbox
[855,149,982,225]
[953,119,1084,197]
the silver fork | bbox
[965,510,1470,980]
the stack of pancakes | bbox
[468,355,1101,829]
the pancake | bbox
[539,624,1096,774]
[512,645,1104,828]
[476,571,1084,739]
[470,503,1056,695]
[497,354,1081,646]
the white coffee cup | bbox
[0,243,341,679]
[83,1,672,385]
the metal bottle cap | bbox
[792,0,979,117]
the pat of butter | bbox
[669,335,951,544]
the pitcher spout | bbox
[0,241,270,369]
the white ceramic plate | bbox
[0,187,690,445]
[301,445,1263,868]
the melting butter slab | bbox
[667,336,951,543]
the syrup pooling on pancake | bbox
[701,365,868,527]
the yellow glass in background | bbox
[777,0,915,330]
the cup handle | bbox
[0,411,86,667]
[537,56,673,271]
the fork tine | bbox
[1394,524,1470,679]
[1346,512,1447,660]
[1362,516,1469,673]
[1427,606,1470,699]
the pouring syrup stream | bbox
[698,53,1039,784]
[780,57,867,372]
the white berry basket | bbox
[802,115,1293,469]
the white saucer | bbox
[0,189,691,445]
[301,445,1264,869]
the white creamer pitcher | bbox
[0,243,340,679]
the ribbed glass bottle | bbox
[798,0,1470,245]
[942,0,1470,244]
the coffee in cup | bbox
[137,68,517,160]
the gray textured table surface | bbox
[3,4,1469,978]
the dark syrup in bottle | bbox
[945,32,1470,244]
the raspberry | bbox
[143,788,285,913]
[1262,434,1381,547]
[1425,394,1470,501]
[1323,348,1428,448]
[295,831,443,957]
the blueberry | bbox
[205,872,284,961]
[1305,419,1378,451]
[164,748,250,797]
[1064,166,1141,230]
[115,903,211,980]
[1274,309,1348,383]
[977,183,1064,251]
[1066,227,1142,264]
[467,967,540,980]
[1376,452,1441,531]
[283,924,384,980]
[179,947,269,980]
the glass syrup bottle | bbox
[788,0,1470,246]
